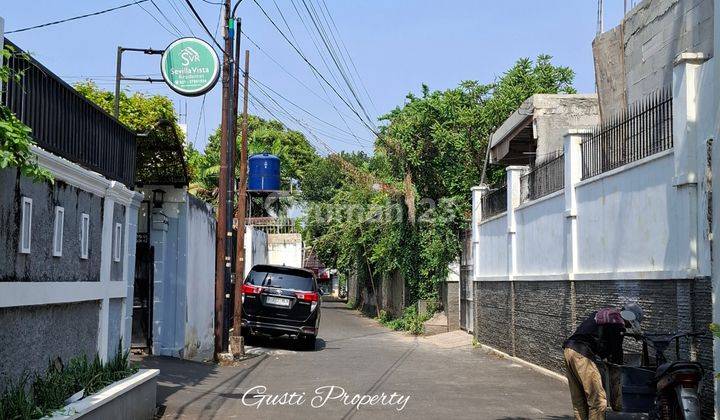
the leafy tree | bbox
[74,82,186,187]
[0,46,53,182]
[300,151,370,203]
[303,55,576,304]
[194,115,320,205]
[74,81,180,133]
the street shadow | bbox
[245,334,328,352]
[136,354,267,419]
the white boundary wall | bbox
[0,146,143,362]
[474,56,714,285]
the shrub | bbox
[0,342,137,420]
[377,305,434,335]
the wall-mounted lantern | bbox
[152,189,165,209]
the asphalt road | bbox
[141,301,573,419]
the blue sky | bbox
[2,1,625,154]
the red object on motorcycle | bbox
[672,371,701,387]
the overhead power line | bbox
[163,0,198,36]
[136,1,182,37]
[251,0,379,136]
[268,1,371,147]
[7,0,150,34]
[298,0,375,129]
[317,0,377,114]
[250,76,370,147]
[150,0,184,35]
[183,0,228,55]
[240,30,368,132]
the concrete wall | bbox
[0,301,100,388]
[476,215,507,276]
[0,170,103,282]
[0,155,141,389]
[137,187,218,361]
[473,68,716,409]
[266,233,302,268]
[594,0,714,117]
[111,203,125,282]
[184,196,216,361]
[575,151,684,274]
[442,280,460,331]
[245,226,269,276]
[490,95,600,164]
[533,95,601,159]
[515,192,566,276]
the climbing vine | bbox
[302,55,576,305]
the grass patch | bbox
[0,342,137,420]
[377,306,433,335]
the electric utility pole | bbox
[214,0,236,360]
[232,49,249,357]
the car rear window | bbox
[246,268,315,291]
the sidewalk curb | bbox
[477,343,568,384]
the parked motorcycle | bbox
[621,331,705,420]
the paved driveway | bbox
[140,301,573,419]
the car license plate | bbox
[266,296,290,307]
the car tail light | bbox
[241,284,263,303]
[295,291,319,302]
[295,291,319,312]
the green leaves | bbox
[195,114,320,205]
[0,104,53,183]
[0,342,136,419]
[0,47,53,184]
[302,55,576,306]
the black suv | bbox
[241,264,321,349]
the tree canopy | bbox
[302,55,576,302]
[190,115,319,205]
[74,82,187,186]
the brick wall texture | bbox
[474,278,714,416]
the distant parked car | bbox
[241,264,321,349]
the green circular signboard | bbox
[161,37,220,96]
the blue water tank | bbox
[248,153,281,191]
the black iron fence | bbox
[581,88,672,180]
[481,184,507,220]
[2,40,136,186]
[521,152,564,203]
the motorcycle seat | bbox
[655,361,702,379]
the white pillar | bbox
[471,185,488,280]
[505,166,525,279]
[120,192,143,354]
[673,54,708,276]
[150,205,169,355]
[563,130,589,278]
[97,183,117,362]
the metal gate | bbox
[459,230,474,332]
[132,239,154,351]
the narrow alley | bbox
[140,302,572,419]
